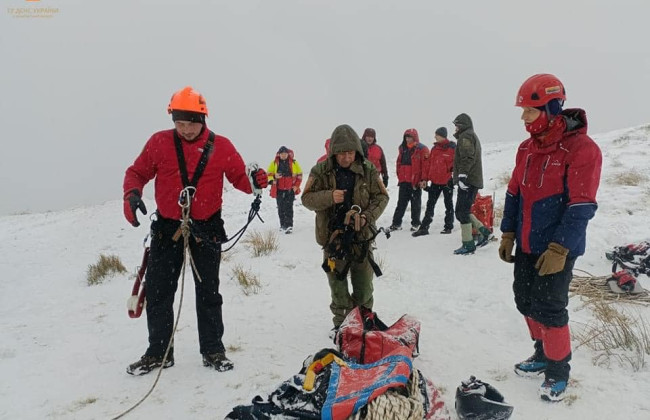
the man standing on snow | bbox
[267,146,302,234]
[361,128,389,187]
[122,86,268,375]
[452,113,491,254]
[500,74,601,401]
[302,125,388,332]
[389,129,429,232]
[413,127,455,237]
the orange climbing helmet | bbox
[167,86,208,116]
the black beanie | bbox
[435,127,447,138]
[278,146,289,153]
[171,110,205,124]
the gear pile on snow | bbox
[225,307,450,419]
[604,240,650,294]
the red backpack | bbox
[336,306,420,364]
[471,193,494,235]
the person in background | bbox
[122,86,268,375]
[389,129,429,232]
[302,125,388,333]
[451,113,491,254]
[413,127,455,236]
[317,138,331,163]
[500,74,601,402]
[267,146,302,234]
[362,128,389,187]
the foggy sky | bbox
[2,0,649,215]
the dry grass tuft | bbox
[86,254,127,286]
[242,230,279,257]
[230,264,261,295]
[612,169,648,186]
[573,301,650,371]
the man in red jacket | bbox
[361,128,389,187]
[122,86,268,375]
[389,129,429,231]
[413,127,455,236]
[499,74,601,402]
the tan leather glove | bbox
[535,242,569,276]
[498,232,516,263]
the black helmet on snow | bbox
[455,376,514,420]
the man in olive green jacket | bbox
[452,113,492,255]
[302,124,389,329]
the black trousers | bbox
[421,182,454,230]
[391,183,422,227]
[512,250,576,327]
[276,189,295,229]
[454,185,478,224]
[144,215,225,357]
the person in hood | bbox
[499,74,601,402]
[389,129,429,232]
[302,125,389,332]
[451,113,491,254]
[413,127,456,236]
[267,146,303,234]
[122,86,268,375]
[362,128,389,187]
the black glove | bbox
[382,175,389,188]
[123,189,147,227]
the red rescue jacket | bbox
[501,109,602,256]
[396,128,429,186]
[123,127,252,221]
[424,139,456,185]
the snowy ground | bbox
[2,124,650,419]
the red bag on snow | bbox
[336,306,420,364]
[471,193,494,235]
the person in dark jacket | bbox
[499,74,601,402]
[362,128,389,187]
[389,129,429,232]
[452,113,491,254]
[122,86,268,375]
[302,125,389,330]
[267,146,303,234]
[413,127,456,236]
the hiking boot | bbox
[389,225,402,231]
[476,227,494,247]
[454,241,476,255]
[202,352,234,372]
[412,228,429,237]
[126,354,174,376]
[515,355,548,378]
[539,378,567,402]
[440,228,452,234]
[410,224,420,232]
[285,226,293,234]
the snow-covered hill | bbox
[1,124,650,419]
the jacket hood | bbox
[328,124,364,158]
[275,146,294,160]
[362,128,377,144]
[453,113,473,133]
[401,128,420,147]
[562,108,588,135]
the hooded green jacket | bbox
[452,113,484,189]
[302,125,389,247]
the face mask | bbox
[525,111,549,135]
